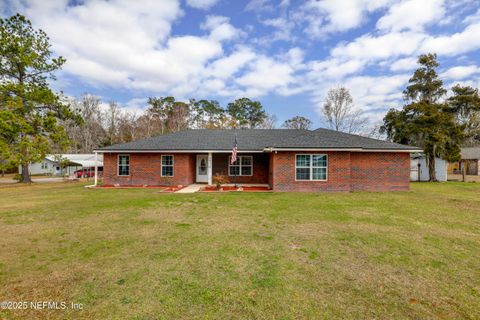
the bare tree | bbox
[64,94,107,152]
[282,116,312,129]
[258,114,277,129]
[117,111,139,143]
[105,101,120,145]
[322,86,368,134]
[365,122,386,139]
[166,102,190,132]
[136,112,159,139]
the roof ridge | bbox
[313,127,410,147]
[96,127,419,152]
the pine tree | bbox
[0,14,81,182]
[381,54,463,181]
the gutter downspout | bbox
[85,151,98,188]
[94,151,98,186]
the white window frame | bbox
[117,154,130,176]
[295,154,328,181]
[161,155,174,177]
[228,155,253,177]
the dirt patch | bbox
[96,185,184,192]
[199,186,271,192]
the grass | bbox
[0,182,479,319]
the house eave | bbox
[94,149,265,153]
[264,147,421,153]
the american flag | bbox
[231,134,238,165]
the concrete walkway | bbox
[175,184,203,193]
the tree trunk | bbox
[1,169,4,177]
[21,164,32,183]
[427,152,437,182]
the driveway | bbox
[0,177,65,184]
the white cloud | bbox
[123,98,149,114]
[297,0,393,38]
[63,56,130,86]
[186,0,220,10]
[377,0,445,32]
[260,17,296,42]
[331,31,426,61]
[206,47,256,79]
[4,0,480,124]
[389,57,418,71]
[330,74,410,122]
[245,0,274,12]
[464,8,480,24]
[344,74,409,107]
[441,65,480,80]
[307,58,365,80]
[201,15,245,42]
[8,0,308,100]
[235,48,305,97]
[235,58,294,97]
[420,22,480,55]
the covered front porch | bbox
[194,152,270,186]
[175,183,271,193]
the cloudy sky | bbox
[2,0,480,127]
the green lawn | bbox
[0,182,479,319]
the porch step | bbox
[175,184,203,193]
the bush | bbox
[212,173,229,189]
[13,173,23,181]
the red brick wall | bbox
[350,152,410,191]
[212,153,269,184]
[270,151,410,192]
[102,153,195,186]
[270,151,351,192]
[102,151,410,191]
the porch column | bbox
[94,151,98,186]
[208,152,212,185]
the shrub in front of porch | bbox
[212,173,229,190]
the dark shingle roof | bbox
[272,128,418,150]
[96,128,420,152]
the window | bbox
[229,155,253,176]
[161,155,174,177]
[118,155,130,176]
[295,154,327,181]
[41,162,48,169]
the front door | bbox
[196,155,208,183]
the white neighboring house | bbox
[410,154,447,182]
[19,154,104,176]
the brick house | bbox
[94,128,420,192]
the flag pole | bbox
[234,131,237,188]
[231,130,238,189]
